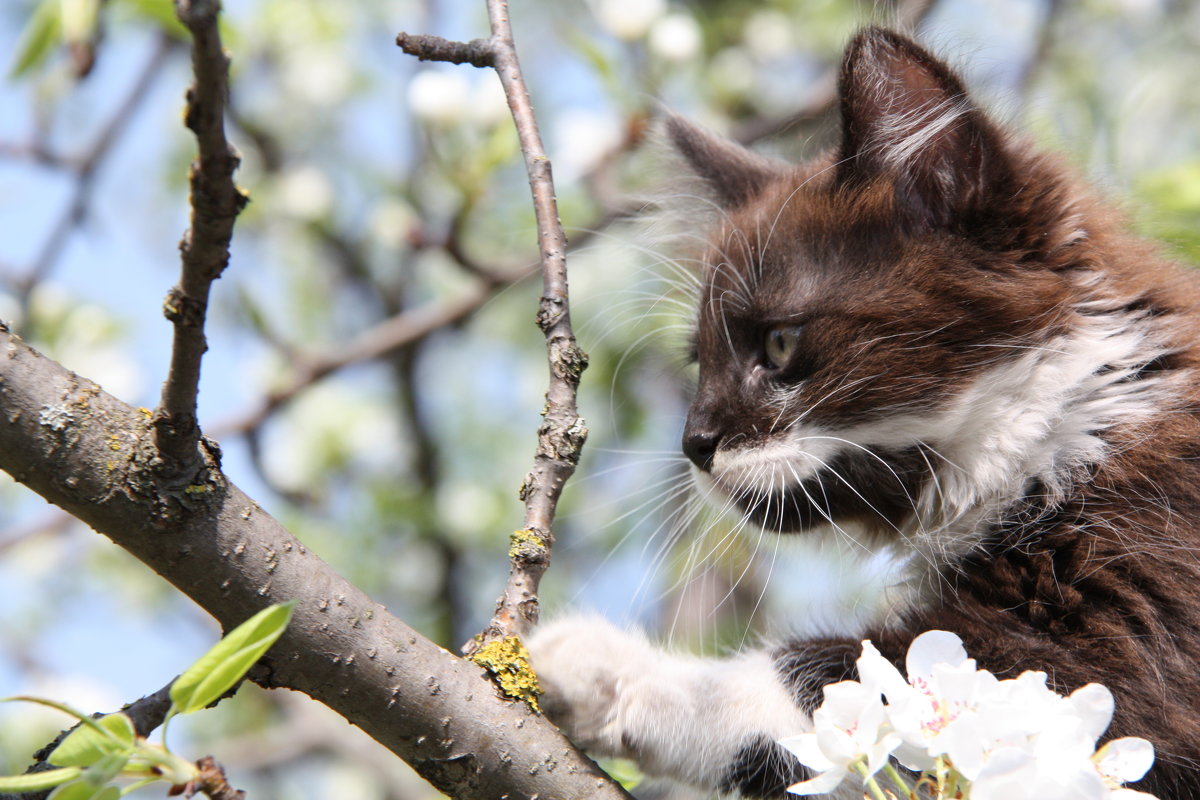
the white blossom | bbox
[407,69,471,126]
[590,0,666,40]
[779,631,1160,799]
[648,13,702,63]
[779,680,899,795]
[277,165,333,220]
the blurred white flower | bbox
[277,165,334,220]
[591,0,666,40]
[710,47,756,95]
[552,108,623,183]
[649,13,702,63]
[281,47,352,107]
[407,69,471,126]
[369,199,417,250]
[742,9,794,59]
[469,74,511,126]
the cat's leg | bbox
[526,615,860,797]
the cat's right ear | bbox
[835,28,1011,230]
[666,114,780,208]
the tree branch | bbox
[398,0,590,650]
[0,328,632,800]
[480,0,590,646]
[395,33,494,67]
[155,0,248,468]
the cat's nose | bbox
[682,428,720,471]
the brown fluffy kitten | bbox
[529,27,1200,799]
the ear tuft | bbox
[665,114,781,209]
[836,27,1010,229]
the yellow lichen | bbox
[468,636,542,712]
[108,434,122,452]
[184,484,211,495]
[508,528,546,559]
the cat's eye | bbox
[763,325,804,369]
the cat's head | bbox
[673,28,1161,547]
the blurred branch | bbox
[4,35,176,308]
[187,757,246,800]
[154,0,248,469]
[0,327,631,800]
[0,510,74,555]
[1015,0,1064,98]
[212,266,531,438]
[735,0,941,144]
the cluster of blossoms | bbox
[779,631,1158,800]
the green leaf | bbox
[10,0,63,78]
[49,714,136,768]
[170,602,295,715]
[114,0,188,39]
[598,758,644,791]
[48,780,120,800]
[0,768,83,792]
[80,752,128,787]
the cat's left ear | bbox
[836,28,1012,230]
[666,114,782,208]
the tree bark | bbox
[0,325,632,800]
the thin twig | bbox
[179,756,246,800]
[478,0,589,645]
[735,0,941,144]
[395,33,494,67]
[1015,0,1063,98]
[154,0,247,470]
[399,1,590,647]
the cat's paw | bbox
[526,614,657,757]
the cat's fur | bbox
[528,27,1200,799]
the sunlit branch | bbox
[397,0,590,651]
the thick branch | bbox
[156,0,247,467]
[0,329,631,800]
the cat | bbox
[527,26,1200,799]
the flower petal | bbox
[1095,737,1155,784]
[905,630,968,684]
[1068,683,1115,744]
[778,734,835,773]
[786,766,849,796]
[857,640,909,700]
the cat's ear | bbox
[666,114,780,208]
[836,28,1010,229]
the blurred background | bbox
[1,0,1198,797]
